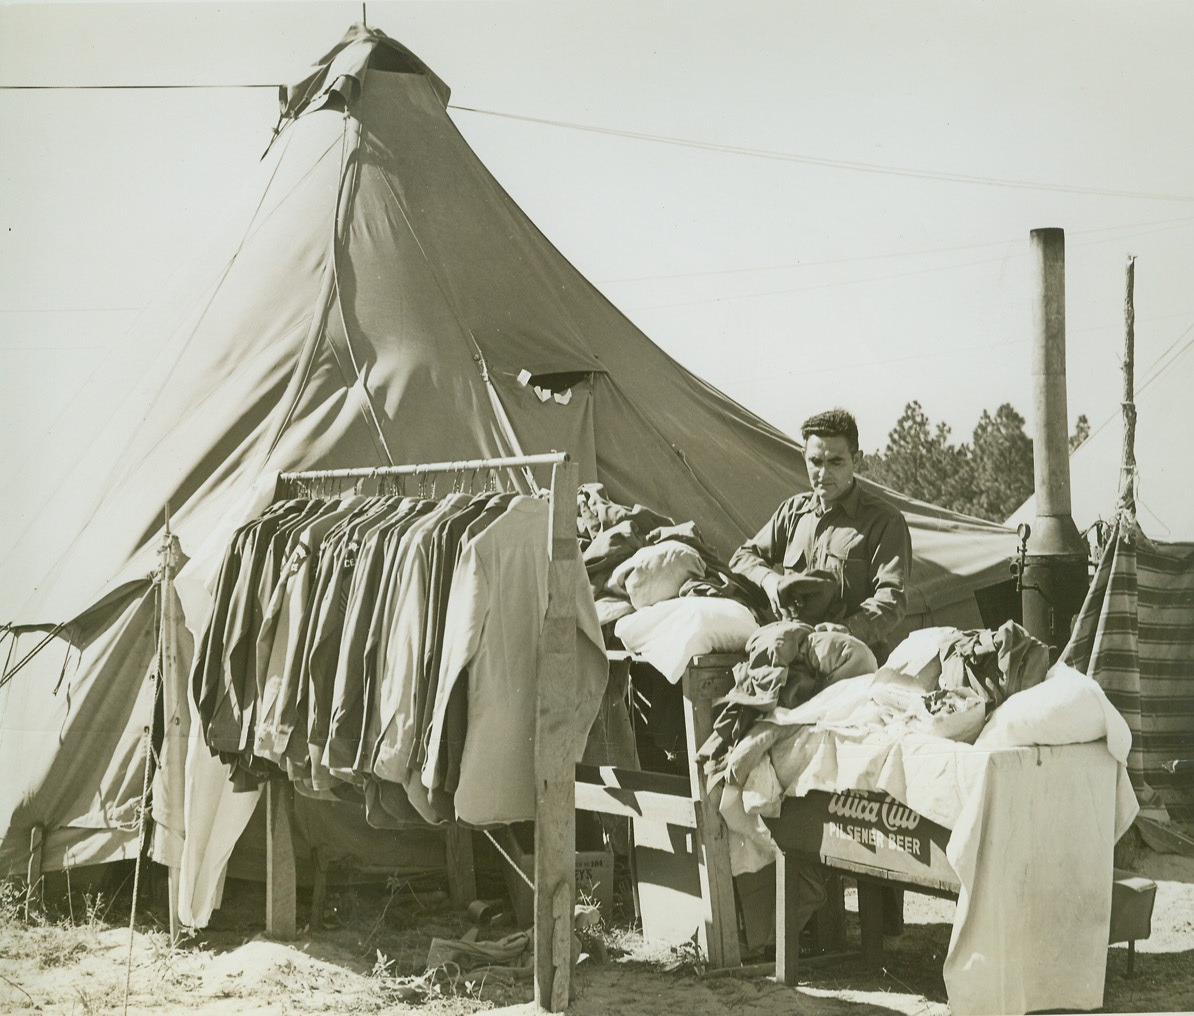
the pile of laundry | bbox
[720,619,1051,791]
[576,483,765,626]
[863,620,1052,743]
[577,483,768,683]
[699,620,878,765]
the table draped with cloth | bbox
[714,663,1139,1016]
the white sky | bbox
[2,0,1192,468]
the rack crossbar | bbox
[278,451,568,484]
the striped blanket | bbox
[1063,520,1194,823]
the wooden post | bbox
[1118,254,1138,517]
[25,824,43,921]
[775,850,800,986]
[154,520,185,944]
[445,824,477,907]
[534,458,579,1011]
[857,880,885,967]
[265,781,297,939]
[309,848,327,931]
[168,868,180,944]
[681,661,742,969]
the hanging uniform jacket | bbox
[422,496,608,825]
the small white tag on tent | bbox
[553,389,573,405]
[535,386,552,402]
[517,369,533,386]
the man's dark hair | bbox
[800,408,860,453]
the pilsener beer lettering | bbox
[823,791,930,865]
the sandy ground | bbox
[2,846,1192,1016]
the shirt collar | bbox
[817,480,862,519]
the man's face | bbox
[804,434,861,504]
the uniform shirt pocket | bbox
[825,531,869,605]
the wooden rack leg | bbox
[534,459,579,1012]
[168,866,181,943]
[681,666,741,969]
[309,848,327,931]
[265,781,296,939]
[446,824,476,907]
[857,880,885,967]
[775,850,801,986]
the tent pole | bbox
[148,506,189,944]
[1117,255,1138,520]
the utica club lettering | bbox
[881,798,920,834]
[827,792,921,834]
[827,792,880,823]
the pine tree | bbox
[1069,414,1091,452]
[964,404,1034,521]
[865,400,1039,522]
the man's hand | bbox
[763,573,820,618]
[761,572,785,617]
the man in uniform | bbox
[730,407,911,660]
[729,407,913,948]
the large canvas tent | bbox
[0,27,1016,882]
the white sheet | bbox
[944,741,1137,1015]
[724,666,1139,1015]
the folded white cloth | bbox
[614,596,758,683]
[974,661,1132,763]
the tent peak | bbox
[279,23,450,124]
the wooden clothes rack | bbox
[160,451,580,1011]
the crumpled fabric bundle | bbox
[728,621,818,710]
[728,621,878,709]
[702,621,877,763]
[576,483,767,625]
[872,626,958,691]
[577,482,673,541]
[613,597,761,684]
[771,568,846,625]
[939,619,1049,711]
[609,540,707,609]
[975,660,1133,761]
[425,929,533,977]
[805,627,879,683]
[581,519,644,575]
[868,681,988,743]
